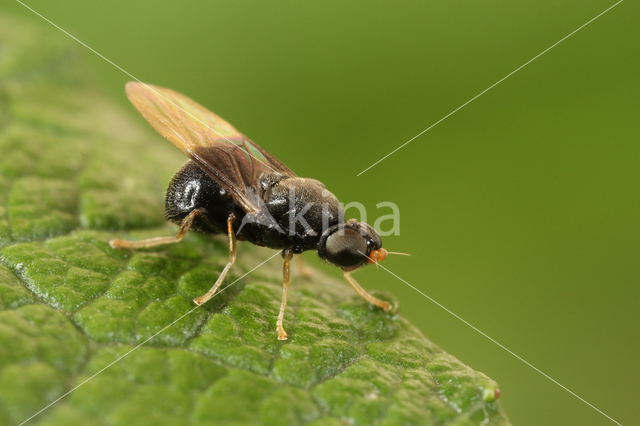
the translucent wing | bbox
[125,82,296,213]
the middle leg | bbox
[276,248,294,340]
[296,255,313,277]
[193,215,237,305]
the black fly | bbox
[110,82,395,340]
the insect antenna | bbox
[386,251,411,256]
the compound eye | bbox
[324,228,368,269]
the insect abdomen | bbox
[165,160,240,234]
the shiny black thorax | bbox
[165,161,344,253]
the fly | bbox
[110,82,403,340]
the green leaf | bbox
[0,15,510,426]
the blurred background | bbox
[3,1,638,424]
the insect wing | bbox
[125,82,295,213]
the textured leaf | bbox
[0,15,510,426]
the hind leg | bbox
[109,208,204,249]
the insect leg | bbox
[276,248,294,340]
[193,216,237,306]
[296,255,313,277]
[109,208,205,249]
[344,272,392,312]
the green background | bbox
[2,1,638,425]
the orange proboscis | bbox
[368,248,388,264]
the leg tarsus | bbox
[193,215,237,305]
[276,249,294,340]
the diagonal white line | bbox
[18,250,281,426]
[14,0,280,180]
[357,0,624,176]
[357,250,623,426]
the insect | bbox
[110,82,399,340]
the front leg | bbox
[344,272,392,311]
[193,215,237,305]
[276,248,294,340]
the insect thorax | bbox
[262,177,344,253]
